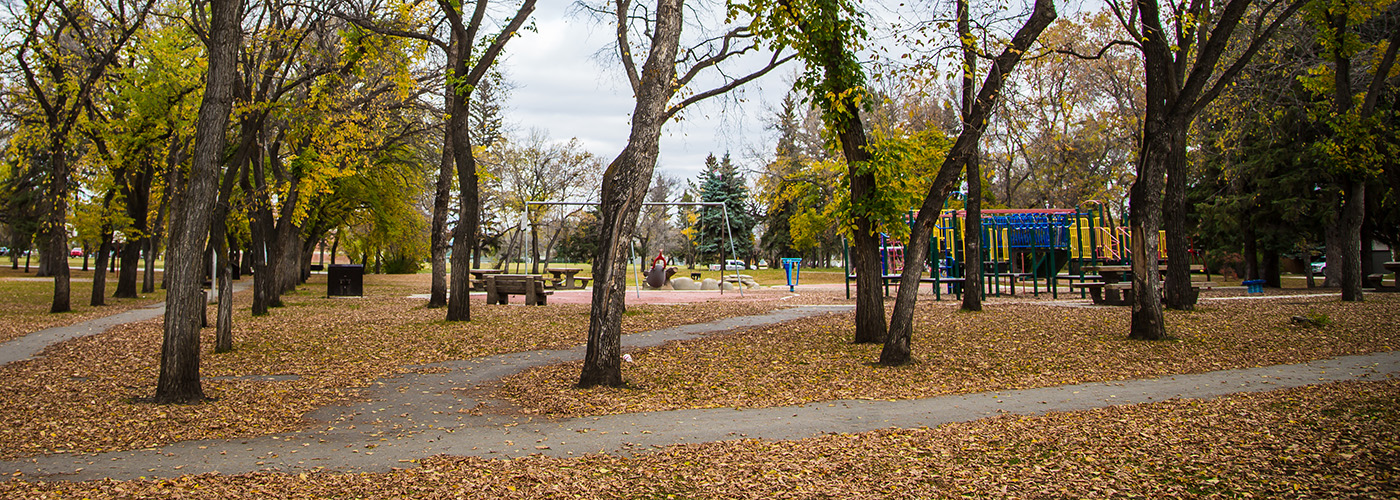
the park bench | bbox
[485,274,553,305]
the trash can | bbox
[328,264,364,297]
[782,258,803,292]
[1242,279,1264,294]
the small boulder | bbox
[671,277,700,290]
[700,278,720,290]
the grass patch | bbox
[0,268,166,344]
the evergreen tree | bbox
[694,153,756,264]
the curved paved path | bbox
[0,282,247,367]
[4,302,1398,482]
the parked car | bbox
[707,259,748,271]
[70,249,84,257]
[1310,261,1326,275]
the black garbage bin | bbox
[328,264,364,297]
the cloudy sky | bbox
[493,0,793,185]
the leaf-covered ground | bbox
[496,294,1400,417]
[0,274,781,461]
[0,268,166,344]
[4,379,1396,498]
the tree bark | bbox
[155,0,242,404]
[1126,121,1173,341]
[579,0,682,388]
[444,67,480,322]
[883,0,1056,364]
[1338,180,1364,301]
[428,75,455,308]
[958,0,982,313]
[1162,129,1193,310]
[47,140,71,313]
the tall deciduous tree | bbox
[741,0,888,344]
[880,0,1056,365]
[576,0,793,388]
[1100,0,1305,339]
[13,0,157,312]
[154,0,242,404]
[1305,0,1399,302]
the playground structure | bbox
[844,202,1179,300]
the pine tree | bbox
[694,153,756,264]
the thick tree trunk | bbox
[579,0,681,388]
[47,143,71,313]
[1338,180,1364,301]
[1127,124,1172,341]
[114,239,142,298]
[155,0,241,404]
[1162,129,1194,310]
[445,84,480,322]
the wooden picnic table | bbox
[544,267,586,289]
[469,268,503,291]
[485,274,552,305]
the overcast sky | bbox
[494,0,791,187]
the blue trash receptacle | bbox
[1242,279,1265,294]
[782,258,803,292]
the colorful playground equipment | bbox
[843,201,1171,300]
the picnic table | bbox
[1078,265,1211,305]
[485,274,552,305]
[544,267,590,289]
[469,269,503,291]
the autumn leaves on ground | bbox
[2,271,1398,497]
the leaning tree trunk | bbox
[155,0,241,404]
[578,0,681,388]
[883,0,1055,364]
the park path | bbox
[3,298,1398,482]
[0,282,249,367]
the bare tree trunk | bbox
[445,78,480,322]
[1126,122,1173,341]
[91,231,113,307]
[428,95,454,308]
[155,0,241,404]
[1162,129,1194,310]
[579,0,682,388]
[47,142,71,313]
[883,0,1056,364]
[958,0,982,313]
[1338,180,1365,301]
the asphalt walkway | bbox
[3,298,1396,482]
